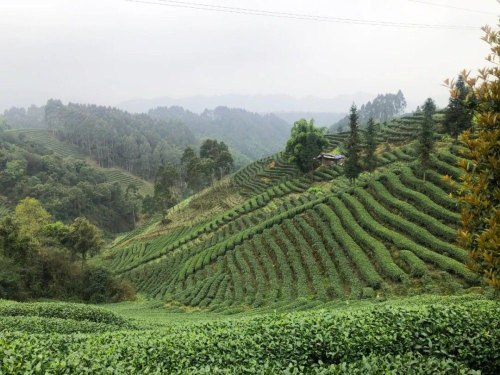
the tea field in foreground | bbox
[0,294,498,374]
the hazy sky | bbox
[0,0,498,111]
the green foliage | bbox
[285,119,328,173]
[45,100,196,179]
[12,197,51,244]
[452,26,500,288]
[66,217,104,263]
[0,133,137,233]
[364,117,377,172]
[0,300,497,373]
[344,105,362,183]
[417,98,436,177]
[443,75,473,139]
[0,200,133,302]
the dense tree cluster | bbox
[2,105,45,129]
[145,139,234,216]
[331,90,406,132]
[45,100,196,179]
[0,198,134,302]
[285,119,328,173]
[148,106,291,167]
[0,130,138,233]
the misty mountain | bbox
[274,112,345,127]
[119,93,374,114]
[329,90,407,132]
[148,106,291,162]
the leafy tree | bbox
[12,197,51,244]
[344,105,362,184]
[66,217,104,266]
[200,139,234,179]
[153,163,180,219]
[364,117,377,173]
[417,98,436,181]
[443,75,474,139]
[447,25,500,288]
[285,119,327,173]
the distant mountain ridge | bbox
[148,106,291,164]
[119,93,374,114]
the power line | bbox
[124,0,480,30]
[406,0,497,16]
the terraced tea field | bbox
[104,128,476,312]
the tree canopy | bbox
[285,119,327,173]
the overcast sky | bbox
[0,0,498,112]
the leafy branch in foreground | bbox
[445,25,500,288]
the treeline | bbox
[0,197,134,302]
[45,100,196,179]
[2,105,45,129]
[148,106,291,166]
[330,90,407,132]
[146,139,234,217]
[0,130,139,233]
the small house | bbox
[316,153,345,166]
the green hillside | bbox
[5,128,153,196]
[101,111,478,311]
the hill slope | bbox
[4,128,153,196]
[102,112,476,310]
[148,106,291,165]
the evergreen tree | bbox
[364,117,377,173]
[417,98,436,181]
[285,118,327,173]
[344,105,362,184]
[443,75,473,139]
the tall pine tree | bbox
[364,117,377,173]
[344,105,362,184]
[417,98,436,181]
[443,75,473,139]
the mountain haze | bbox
[119,93,374,114]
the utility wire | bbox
[124,0,480,30]
[406,0,497,16]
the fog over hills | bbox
[118,93,374,115]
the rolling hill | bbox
[148,106,291,165]
[101,111,476,311]
[4,128,153,196]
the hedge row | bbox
[317,204,383,289]
[354,188,467,263]
[370,179,457,242]
[328,196,407,282]
[1,301,497,373]
[341,193,476,282]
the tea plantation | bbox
[101,111,478,312]
[4,111,498,374]
[0,295,498,373]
